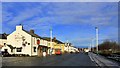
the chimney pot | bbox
[30,30,34,34]
[53,37,56,40]
[16,25,23,31]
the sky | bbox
[1,2,118,48]
[1,0,120,2]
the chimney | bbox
[3,33,6,35]
[53,37,56,40]
[3,33,7,37]
[30,29,34,34]
[16,24,23,31]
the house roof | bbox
[42,37,51,41]
[42,37,63,44]
[23,29,41,38]
[0,33,9,39]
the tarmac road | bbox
[2,52,96,66]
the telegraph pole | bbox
[92,38,94,52]
[67,40,69,53]
[90,43,91,52]
[50,27,52,55]
[95,27,99,54]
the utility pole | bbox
[92,38,94,52]
[95,27,99,54]
[50,27,52,55]
[67,40,69,53]
[90,43,91,52]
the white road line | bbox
[88,52,94,61]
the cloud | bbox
[2,0,119,2]
[2,2,52,25]
[3,2,118,27]
[2,2,118,47]
[7,7,42,25]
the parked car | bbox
[55,49,62,55]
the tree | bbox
[98,40,119,53]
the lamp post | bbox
[92,38,94,52]
[95,27,99,54]
[91,38,95,52]
[67,40,69,53]
[50,27,52,55]
[90,43,91,52]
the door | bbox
[4,49,8,53]
[37,46,43,56]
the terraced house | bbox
[42,37,65,55]
[1,25,78,56]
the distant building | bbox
[42,37,65,54]
[64,43,79,53]
[0,33,9,49]
[0,33,8,46]
[64,43,70,53]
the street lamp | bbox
[95,27,99,54]
[91,38,95,52]
[90,43,92,52]
[50,27,52,55]
[67,40,69,53]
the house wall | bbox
[60,44,65,53]
[0,39,7,46]
[7,28,32,56]
[54,44,65,53]
[47,42,51,55]
[1,45,12,54]
[64,43,70,52]
[47,41,55,54]
[31,37,40,56]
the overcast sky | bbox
[1,2,118,48]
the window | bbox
[43,47,45,52]
[34,47,36,52]
[4,49,8,52]
[37,40,40,45]
[11,49,13,52]
[25,42,27,44]
[16,48,22,52]
[4,43,6,45]
[28,43,30,45]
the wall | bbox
[7,30,32,56]
[0,39,7,46]
[31,37,40,56]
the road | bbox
[2,52,96,66]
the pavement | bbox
[2,52,96,66]
[88,52,120,67]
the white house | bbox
[0,33,10,51]
[64,43,78,53]
[1,25,48,56]
[64,43,70,52]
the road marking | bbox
[88,53,94,61]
